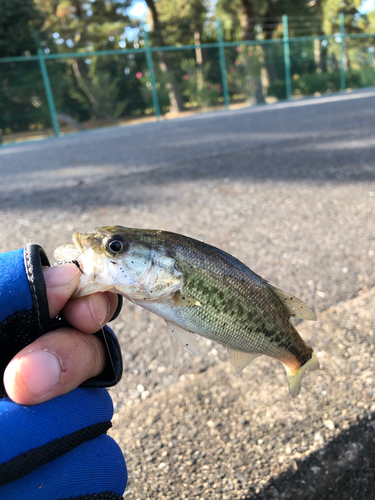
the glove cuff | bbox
[82,327,123,388]
[24,244,51,328]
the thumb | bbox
[43,264,81,318]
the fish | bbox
[54,226,320,397]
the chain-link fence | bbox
[1,15,375,145]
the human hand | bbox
[4,263,119,405]
[0,248,127,498]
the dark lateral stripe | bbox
[0,421,112,486]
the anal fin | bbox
[165,320,200,356]
[228,348,259,375]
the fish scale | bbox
[176,265,304,359]
[54,226,320,397]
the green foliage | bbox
[35,0,132,52]
[180,59,221,108]
[321,0,364,35]
[267,67,375,100]
[293,72,341,95]
[55,51,152,122]
[35,0,153,123]
[112,54,152,117]
[216,0,314,41]
[226,45,263,103]
[137,68,171,114]
[147,0,208,45]
[266,80,287,100]
[346,67,375,88]
[0,0,44,57]
[0,0,55,140]
[0,61,49,135]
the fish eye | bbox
[105,235,128,255]
[109,240,123,252]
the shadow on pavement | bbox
[1,132,375,212]
[1,89,375,211]
[247,413,375,500]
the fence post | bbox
[217,19,230,109]
[34,30,60,137]
[282,15,292,101]
[339,13,346,91]
[142,24,161,120]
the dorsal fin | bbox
[272,286,317,321]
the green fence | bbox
[1,14,375,145]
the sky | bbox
[128,0,147,19]
[360,0,375,12]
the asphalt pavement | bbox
[1,88,374,499]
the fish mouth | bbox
[71,230,106,275]
[72,232,86,253]
[72,232,92,273]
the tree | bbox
[145,0,212,111]
[0,0,44,58]
[216,0,320,102]
[313,0,364,72]
[34,0,138,121]
[217,0,266,103]
[0,0,53,139]
[150,0,208,45]
[145,0,188,113]
[35,0,132,53]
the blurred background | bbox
[1,1,375,500]
[1,0,375,145]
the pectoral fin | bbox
[165,320,200,356]
[272,286,317,321]
[228,348,259,375]
[172,291,202,308]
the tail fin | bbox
[286,352,320,397]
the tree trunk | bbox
[262,4,279,88]
[263,23,278,83]
[313,0,327,72]
[157,54,185,112]
[71,59,101,119]
[145,0,184,113]
[194,30,203,92]
[314,38,322,71]
[240,0,256,41]
[240,0,265,104]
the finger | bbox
[43,264,81,318]
[62,292,119,334]
[3,328,106,405]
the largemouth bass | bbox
[55,226,319,397]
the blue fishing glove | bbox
[0,244,123,390]
[0,388,127,500]
[0,245,127,499]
